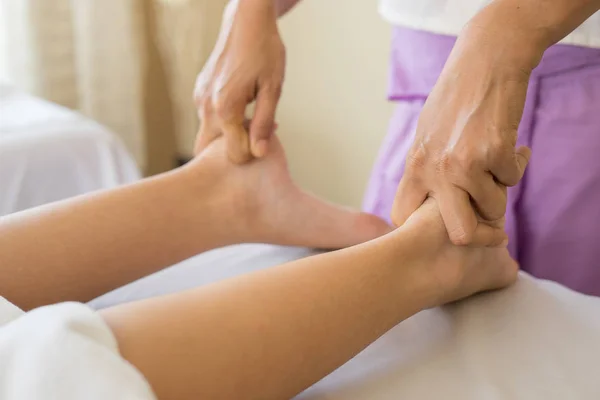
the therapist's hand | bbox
[194,0,285,163]
[391,23,535,246]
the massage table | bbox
[91,244,600,399]
[0,85,140,216]
[3,85,596,399]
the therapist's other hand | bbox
[391,27,532,247]
[194,0,285,163]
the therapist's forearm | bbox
[463,0,600,71]
[0,166,237,310]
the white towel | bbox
[0,300,156,400]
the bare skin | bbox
[0,134,390,311]
[103,197,517,400]
[99,138,517,400]
[195,0,600,246]
[392,0,600,245]
[194,0,286,162]
[1,131,517,399]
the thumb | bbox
[391,177,428,227]
[469,223,509,248]
[250,86,281,158]
[222,121,252,164]
[214,95,252,164]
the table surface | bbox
[92,243,600,400]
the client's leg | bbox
[102,194,517,400]
[0,136,390,310]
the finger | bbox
[437,186,478,246]
[461,172,507,222]
[490,145,532,187]
[194,105,220,156]
[250,86,281,158]
[214,93,252,164]
[222,121,252,164]
[515,145,532,176]
[468,222,508,248]
[391,176,428,227]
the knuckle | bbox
[485,135,510,163]
[484,141,500,161]
[213,95,233,120]
[434,151,454,175]
[263,80,283,99]
[196,94,212,110]
[198,96,212,113]
[194,73,208,92]
[194,85,211,108]
[449,226,472,246]
[454,149,479,173]
[406,145,428,171]
[194,77,211,104]
[194,93,206,108]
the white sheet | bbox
[0,85,140,216]
[0,300,156,400]
[92,244,600,399]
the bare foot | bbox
[398,199,518,307]
[186,136,393,249]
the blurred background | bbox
[0,0,392,208]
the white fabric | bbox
[0,0,222,166]
[0,85,140,216]
[0,0,148,165]
[90,244,319,308]
[379,0,600,49]
[92,244,600,399]
[0,300,156,400]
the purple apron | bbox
[364,27,600,296]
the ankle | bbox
[394,202,466,306]
[177,160,248,247]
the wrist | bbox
[374,224,446,313]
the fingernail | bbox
[252,139,269,158]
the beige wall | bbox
[161,0,394,208]
[277,0,394,208]
[2,0,392,206]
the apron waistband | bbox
[388,26,600,100]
